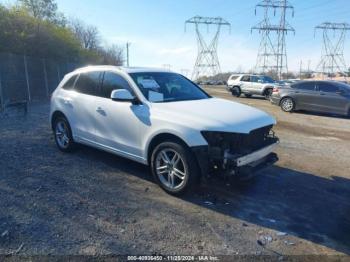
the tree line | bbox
[0,0,124,65]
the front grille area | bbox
[202,125,278,156]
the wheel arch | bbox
[263,85,274,94]
[146,133,191,165]
[279,96,296,111]
[51,111,68,130]
[279,96,295,106]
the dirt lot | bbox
[0,85,350,258]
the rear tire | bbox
[53,116,76,152]
[264,88,273,100]
[150,141,200,195]
[280,97,295,112]
[231,86,241,97]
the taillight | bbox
[273,87,280,93]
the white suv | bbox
[227,74,277,99]
[50,66,279,194]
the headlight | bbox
[201,125,275,151]
[201,131,240,147]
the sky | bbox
[3,0,350,75]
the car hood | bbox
[151,98,276,133]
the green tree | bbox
[18,0,57,21]
[0,2,124,65]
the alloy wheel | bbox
[55,120,70,149]
[155,149,187,190]
[281,98,294,112]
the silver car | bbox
[227,74,277,99]
[270,80,350,116]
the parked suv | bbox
[271,80,350,116]
[51,66,279,195]
[227,74,277,99]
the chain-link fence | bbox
[0,52,80,111]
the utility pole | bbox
[315,22,350,78]
[185,16,231,80]
[252,0,295,80]
[126,42,131,67]
[299,60,302,79]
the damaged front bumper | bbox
[224,141,278,167]
[192,128,279,178]
[192,142,279,178]
[222,142,279,178]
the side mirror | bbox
[111,89,137,103]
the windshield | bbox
[129,72,210,103]
[260,76,276,83]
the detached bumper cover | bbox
[236,152,278,179]
[235,142,277,167]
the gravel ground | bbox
[0,85,350,258]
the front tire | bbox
[53,116,75,152]
[280,97,295,112]
[150,141,199,195]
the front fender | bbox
[143,127,208,161]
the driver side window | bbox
[100,72,133,98]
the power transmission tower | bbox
[252,0,295,79]
[252,0,277,74]
[315,22,350,77]
[185,16,230,80]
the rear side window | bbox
[229,75,239,80]
[251,76,259,82]
[100,72,133,98]
[241,75,251,82]
[61,75,77,90]
[74,71,102,96]
[318,82,339,93]
[292,82,316,91]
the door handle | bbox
[96,107,106,115]
[63,98,72,104]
